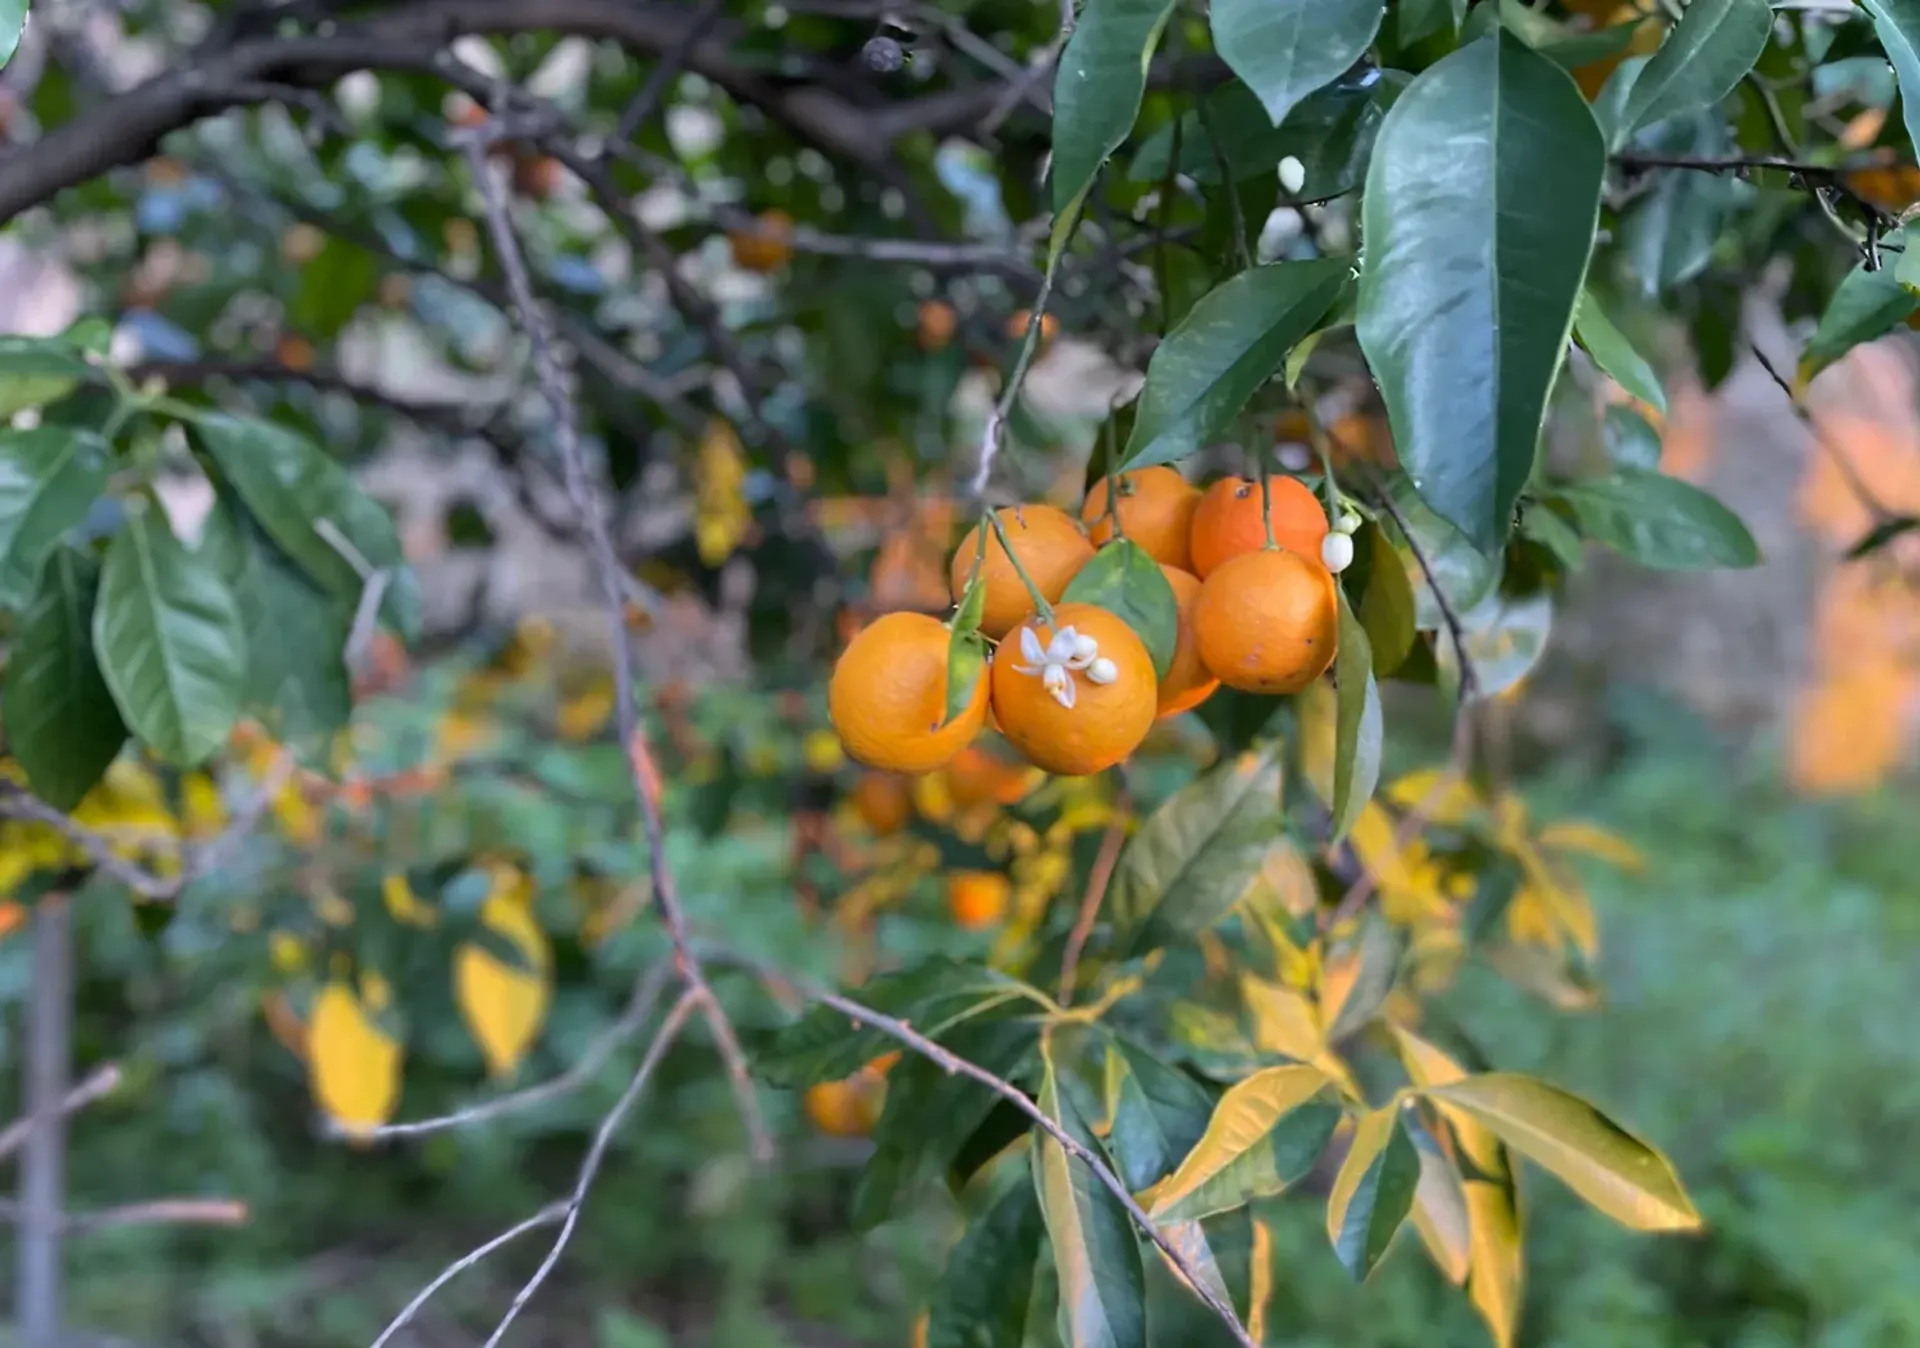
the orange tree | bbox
[0,0,1914,1343]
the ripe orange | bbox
[731,209,795,273]
[804,1067,887,1137]
[829,612,988,774]
[947,870,1011,929]
[950,505,1094,639]
[1006,308,1060,344]
[1156,565,1219,718]
[851,771,912,835]
[990,603,1157,776]
[1189,475,1329,578]
[1082,466,1202,570]
[1191,549,1338,694]
[918,299,958,352]
[946,744,1040,807]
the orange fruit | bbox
[946,744,1039,808]
[829,612,988,774]
[730,209,795,273]
[1189,475,1329,578]
[918,300,957,352]
[803,1067,887,1137]
[512,154,565,201]
[1082,466,1202,570]
[851,772,912,835]
[990,603,1157,776]
[947,870,1011,929]
[1191,549,1338,694]
[950,505,1094,639]
[1006,308,1060,344]
[1156,565,1219,718]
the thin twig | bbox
[611,0,727,145]
[456,128,770,1162]
[59,1197,250,1233]
[0,1064,121,1164]
[367,1201,568,1348]
[1749,340,1894,523]
[1057,802,1129,1006]
[970,262,1064,500]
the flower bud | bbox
[1321,532,1354,573]
[1279,156,1306,195]
[1087,657,1119,685]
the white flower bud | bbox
[1071,633,1100,662]
[1087,657,1119,685]
[1277,443,1312,473]
[1336,510,1362,536]
[1321,531,1355,573]
[1279,156,1306,195]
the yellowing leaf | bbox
[308,981,401,1137]
[1424,1074,1702,1232]
[1240,974,1323,1062]
[1325,1102,1422,1280]
[1387,1024,1501,1178]
[269,781,320,847]
[1518,850,1598,962]
[694,418,752,566]
[181,773,227,839]
[1464,1174,1524,1348]
[1384,767,1480,826]
[382,873,437,927]
[455,892,553,1078]
[1348,803,1450,927]
[1149,1064,1338,1223]
[1537,820,1645,871]
[434,710,494,761]
[1410,1133,1472,1285]
[556,677,614,742]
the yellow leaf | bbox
[1247,1216,1274,1343]
[455,893,553,1078]
[434,710,494,761]
[1424,1073,1702,1232]
[556,677,614,742]
[181,773,227,840]
[308,981,401,1138]
[1520,852,1598,962]
[269,781,320,848]
[1384,767,1480,828]
[1465,1173,1525,1348]
[1386,1023,1502,1178]
[382,873,437,927]
[1348,803,1450,927]
[1537,820,1645,871]
[1325,1101,1422,1280]
[694,419,752,566]
[269,930,309,974]
[1240,974,1323,1062]
[1148,1064,1336,1221]
[802,729,844,774]
[1505,886,1564,954]
[1410,1135,1472,1285]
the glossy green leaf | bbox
[1326,1103,1423,1280]
[2,546,125,810]
[1109,742,1285,952]
[1436,589,1552,702]
[1105,1037,1214,1192]
[190,413,417,639]
[93,503,246,767]
[1342,521,1417,676]
[0,427,110,607]
[1124,260,1349,470]
[1149,1065,1340,1223]
[0,334,91,420]
[1574,291,1666,415]
[1050,0,1178,226]
[1602,404,1664,471]
[1552,468,1759,570]
[1860,0,1920,157]
[926,1177,1044,1348]
[1517,501,1586,571]
[947,620,989,727]
[1209,0,1383,129]
[0,0,26,70]
[1613,0,1771,145]
[1425,1073,1701,1231]
[1033,1040,1146,1348]
[1060,540,1179,679]
[1384,472,1503,632]
[1397,0,1467,44]
[1329,587,1380,844]
[1357,32,1605,552]
[1618,110,1739,299]
[1800,248,1918,386]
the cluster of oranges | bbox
[829,467,1354,780]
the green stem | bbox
[1200,101,1253,272]
[1102,417,1127,541]
[986,507,1056,627]
[1256,449,1276,550]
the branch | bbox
[0,1064,121,1164]
[1749,340,1896,524]
[366,1202,568,1348]
[1057,801,1128,1006]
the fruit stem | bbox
[1257,449,1276,550]
[985,507,1056,626]
[1303,409,1343,524]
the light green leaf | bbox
[1342,521,1417,676]
[1033,1038,1147,1348]
[1050,0,1179,230]
[1124,260,1350,470]
[1551,468,1759,570]
[1407,1118,1473,1286]
[0,333,91,420]
[1326,1103,1422,1280]
[1574,291,1666,415]
[1800,246,1918,386]
[93,503,246,766]
[926,1177,1044,1348]
[1060,540,1179,679]
[1398,0,1467,44]
[2,546,126,809]
[1357,31,1605,552]
[1619,110,1739,299]
[1384,471,1503,632]
[1602,404,1664,471]
[0,0,25,70]
[1209,0,1382,129]
[1149,1065,1339,1222]
[190,413,418,639]
[1436,588,1552,702]
[1424,1072,1701,1231]
[1860,0,1920,158]
[947,619,989,727]
[1614,0,1770,145]
[1110,742,1285,952]
[1329,586,1380,844]
[221,498,354,749]
[0,427,110,607]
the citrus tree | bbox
[0,0,1912,1343]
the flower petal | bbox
[1020,628,1046,664]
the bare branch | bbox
[1749,340,1896,524]
[612,0,728,145]
[0,1064,121,1164]
[60,1197,250,1234]
[368,1201,568,1348]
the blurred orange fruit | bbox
[1082,466,1201,570]
[1155,564,1219,718]
[947,870,1011,929]
[804,1067,887,1137]
[945,744,1038,808]
[1189,475,1329,578]
[730,209,795,273]
[991,603,1157,776]
[829,612,987,773]
[950,505,1094,639]
[851,772,912,835]
[1192,549,1338,694]
[918,300,958,352]
[512,154,566,201]
[1006,308,1060,344]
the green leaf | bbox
[1517,501,1586,570]
[220,499,354,748]
[1551,468,1759,570]
[1106,1037,1214,1192]
[2,546,126,809]
[1319,914,1401,1043]
[93,503,246,766]
[0,427,111,608]
[1050,0,1178,227]
[947,623,989,727]
[1407,1116,1473,1285]
[1618,110,1738,299]
[1109,741,1285,952]
[1398,0,1466,44]
[1059,540,1179,679]
[1573,291,1666,415]
[925,1178,1044,1348]
[1341,521,1417,676]
[1800,247,1918,386]
[1860,0,1920,158]
[1613,0,1771,145]
[1124,260,1350,470]
[1033,1038,1147,1348]
[1436,589,1552,701]
[1209,0,1383,129]
[0,0,26,70]
[190,413,418,639]
[1423,1073,1702,1231]
[1357,31,1605,552]
[1149,1065,1340,1223]
[1383,471,1502,631]
[1329,587,1381,844]
[1601,404,1664,471]
[1326,1104,1423,1280]
[0,334,92,420]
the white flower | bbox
[1013,623,1098,709]
[1277,443,1313,473]
[1322,532,1354,573]
[1279,156,1306,195]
